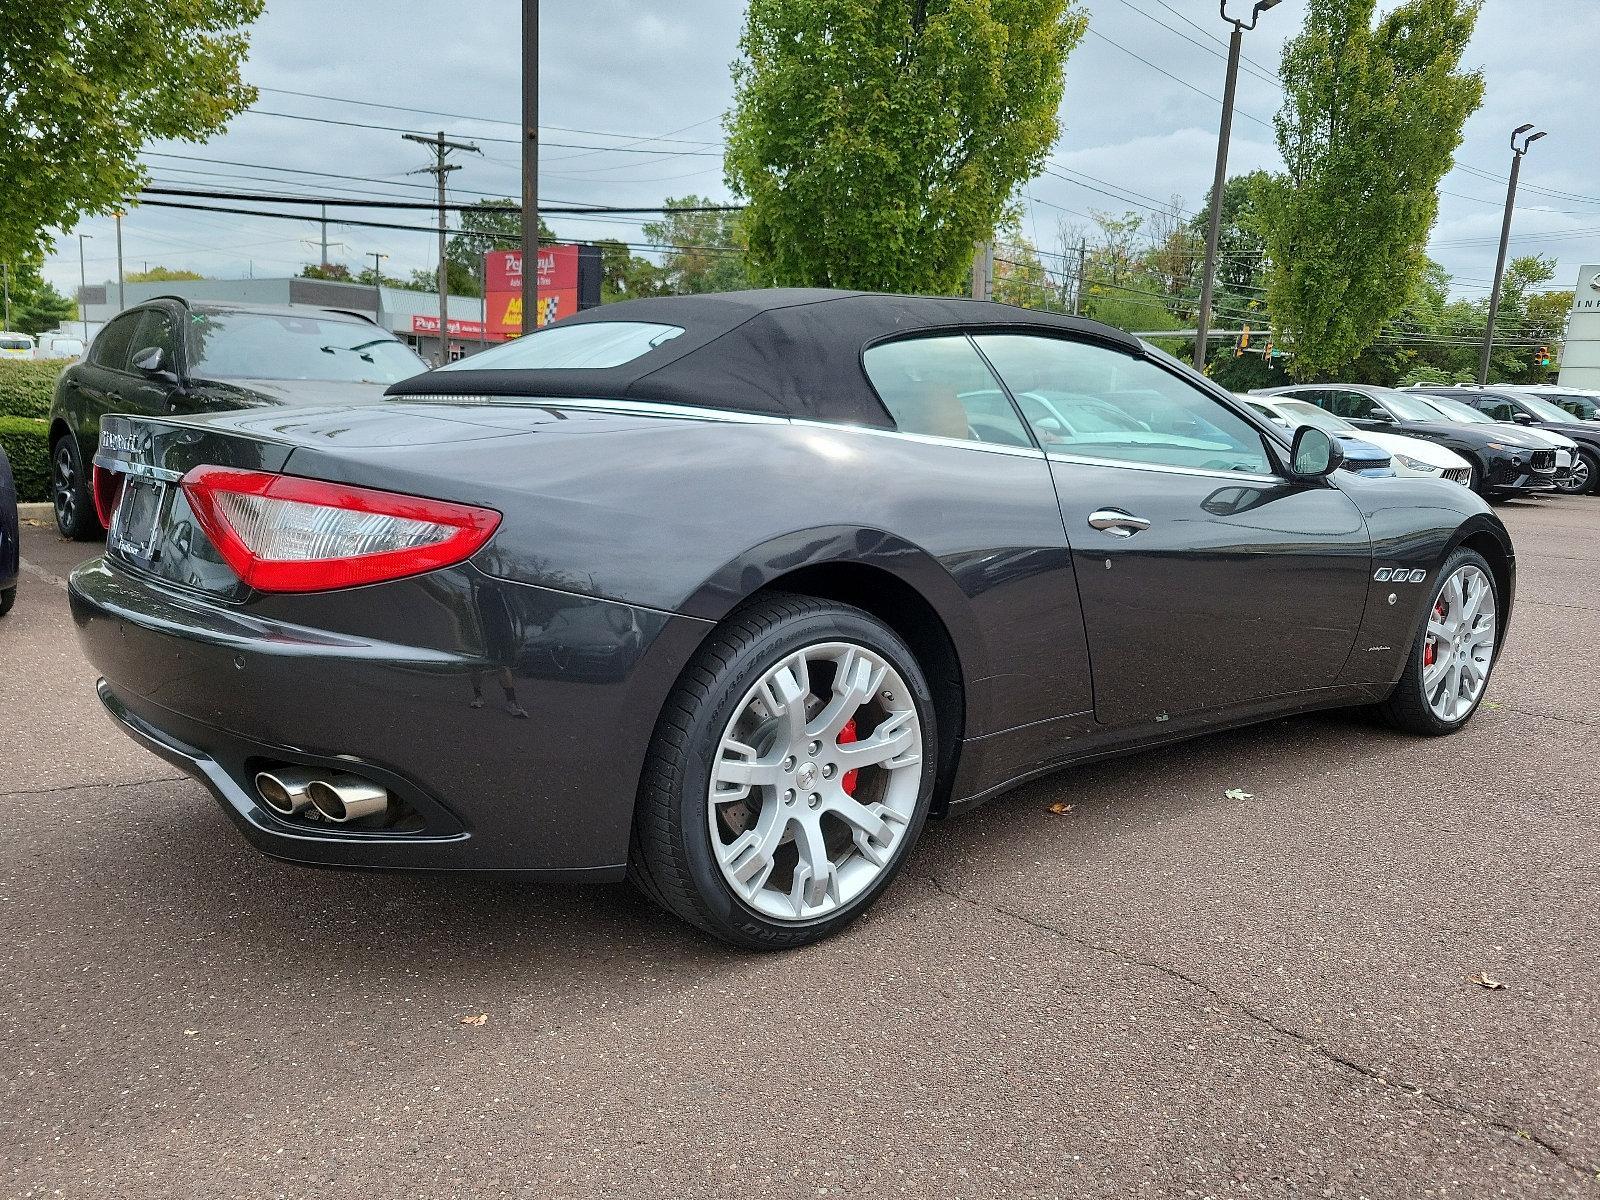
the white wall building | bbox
[1558,264,1600,390]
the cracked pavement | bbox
[2,500,1597,1198]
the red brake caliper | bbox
[838,718,860,795]
[1424,598,1445,668]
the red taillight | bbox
[180,465,501,593]
[92,464,125,528]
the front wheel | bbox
[1376,548,1500,736]
[1570,447,1599,496]
[51,436,102,541]
[630,594,937,949]
[0,586,13,618]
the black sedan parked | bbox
[1407,385,1600,495]
[71,291,1514,948]
[1253,383,1557,498]
[0,443,17,617]
[48,297,427,540]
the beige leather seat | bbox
[904,386,971,440]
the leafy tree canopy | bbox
[126,266,205,282]
[444,200,557,296]
[0,0,264,262]
[725,0,1087,293]
[1256,0,1484,380]
[641,196,749,294]
[2,259,75,335]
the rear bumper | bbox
[70,557,711,875]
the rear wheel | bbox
[51,436,101,541]
[1377,548,1499,736]
[0,586,13,617]
[630,594,937,949]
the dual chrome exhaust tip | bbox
[254,768,390,823]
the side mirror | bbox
[131,346,165,373]
[1289,426,1344,480]
[1364,408,1395,423]
[1512,412,1534,425]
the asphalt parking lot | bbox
[3,498,1597,1199]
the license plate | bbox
[110,476,168,564]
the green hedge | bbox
[0,359,66,419]
[0,416,50,502]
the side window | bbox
[88,312,142,371]
[1324,391,1374,420]
[862,336,1031,447]
[1479,398,1517,422]
[132,310,178,371]
[972,334,1272,474]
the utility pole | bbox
[479,252,488,347]
[115,211,125,311]
[404,130,481,364]
[1195,0,1281,371]
[2,263,10,330]
[522,0,540,336]
[320,204,329,268]
[1479,124,1547,385]
[970,240,994,301]
[368,251,388,321]
[77,233,92,341]
[1072,239,1087,316]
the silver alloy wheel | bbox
[708,641,923,922]
[1570,453,1592,494]
[53,442,79,529]
[1423,564,1497,722]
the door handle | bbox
[1088,509,1152,537]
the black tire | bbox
[0,587,13,617]
[1376,547,1499,736]
[51,436,101,541]
[629,593,938,950]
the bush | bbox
[0,359,66,419]
[0,416,50,502]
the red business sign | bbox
[485,245,579,337]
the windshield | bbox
[1379,392,1452,422]
[1510,391,1579,423]
[1271,399,1355,434]
[186,312,426,383]
[1533,390,1600,420]
[0,334,33,350]
[1418,395,1495,423]
[436,321,684,372]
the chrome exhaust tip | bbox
[306,775,390,823]
[255,768,319,816]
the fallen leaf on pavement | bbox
[459,1013,489,1026]
[183,1030,198,1037]
[1224,789,1253,801]
[1469,973,1506,990]
[1047,802,1074,815]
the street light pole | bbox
[1478,124,1546,385]
[369,251,387,322]
[522,0,540,337]
[115,211,125,311]
[1194,0,1281,372]
[77,233,93,341]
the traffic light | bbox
[1234,324,1251,358]
[1537,345,1551,368]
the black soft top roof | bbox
[387,288,1142,428]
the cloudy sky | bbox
[44,0,1600,306]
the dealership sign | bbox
[485,245,580,337]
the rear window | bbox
[186,311,425,383]
[436,321,684,372]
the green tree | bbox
[0,0,263,263]
[595,238,665,304]
[444,200,557,295]
[125,266,206,283]
[725,0,1087,293]
[299,263,352,282]
[993,218,1059,310]
[1256,0,1484,379]
[2,260,75,335]
[641,196,750,294]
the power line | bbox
[1079,26,1274,129]
[240,108,725,156]
[138,186,744,215]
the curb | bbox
[18,502,55,521]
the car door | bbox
[118,308,183,416]
[64,311,145,455]
[973,334,1373,729]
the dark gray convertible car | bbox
[70,290,1514,948]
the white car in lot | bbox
[1242,395,1474,483]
